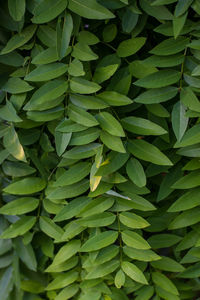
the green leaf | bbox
[2,78,33,94]
[0,267,13,300]
[0,216,36,239]
[100,131,126,153]
[8,0,25,21]
[32,47,58,65]
[123,246,160,262]
[72,42,98,61]
[32,0,68,24]
[126,158,146,187]
[134,70,181,88]
[140,0,173,20]
[70,94,108,109]
[51,240,81,266]
[55,284,79,300]
[93,55,120,84]
[168,208,200,230]
[97,91,132,106]
[148,234,182,248]
[171,170,200,189]
[3,177,46,195]
[180,87,200,112]
[129,60,158,79]
[174,0,193,17]
[117,37,146,57]
[70,128,100,146]
[0,197,39,215]
[128,140,173,166]
[134,86,178,104]
[25,63,68,82]
[2,161,36,177]
[80,231,118,252]
[78,196,114,218]
[122,116,166,135]
[173,12,188,39]
[103,24,117,43]
[46,179,89,200]
[85,260,119,279]
[149,37,189,55]
[122,230,151,249]
[54,196,91,222]
[68,0,115,19]
[96,112,125,137]
[119,212,149,229]
[77,212,116,227]
[152,272,179,295]
[0,25,37,54]
[68,59,85,77]
[70,77,101,94]
[115,270,125,289]
[40,216,64,240]
[46,271,78,291]
[168,188,200,212]
[68,104,99,127]
[57,12,73,60]
[0,101,22,122]
[122,261,148,284]
[151,256,185,272]
[24,79,68,111]
[53,162,91,187]
[78,31,99,45]
[3,126,26,162]
[63,143,102,159]
[172,101,188,142]
[55,131,71,156]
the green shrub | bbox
[0,0,200,299]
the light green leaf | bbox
[72,42,98,61]
[78,196,114,218]
[32,47,58,65]
[96,112,125,137]
[70,94,108,109]
[68,59,85,77]
[80,231,118,252]
[68,0,115,19]
[117,37,146,57]
[173,12,187,39]
[3,126,26,162]
[55,284,79,300]
[63,143,102,159]
[2,161,36,178]
[25,63,68,82]
[0,216,36,239]
[120,212,149,229]
[180,87,200,112]
[0,101,22,122]
[122,261,148,284]
[0,197,39,215]
[93,55,120,84]
[172,170,200,189]
[128,140,173,166]
[32,0,68,24]
[169,208,200,230]
[115,270,125,289]
[122,230,151,249]
[151,256,185,272]
[55,132,71,156]
[3,177,46,195]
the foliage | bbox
[0,0,200,299]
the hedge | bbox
[0,0,200,299]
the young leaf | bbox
[122,261,148,284]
